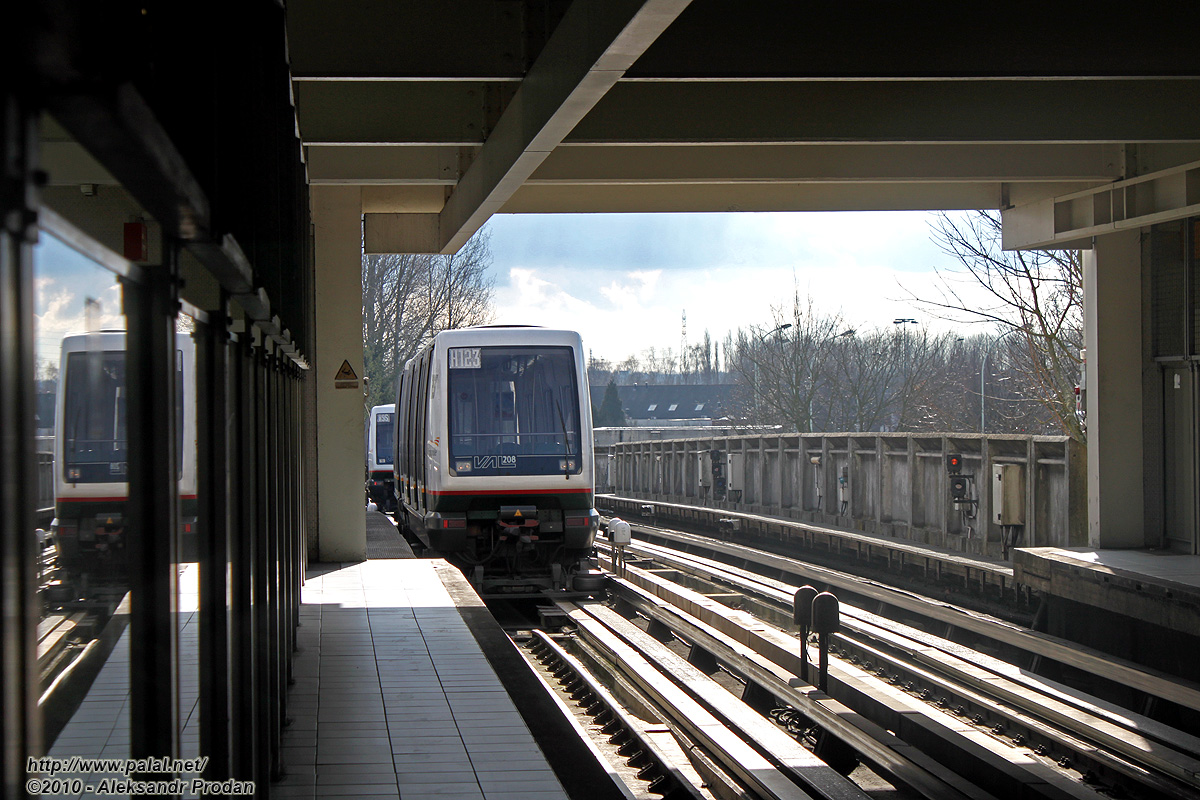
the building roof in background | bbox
[588,383,737,421]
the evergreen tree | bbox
[595,380,626,427]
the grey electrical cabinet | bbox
[991,464,1025,525]
[727,452,743,493]
[698,451,712,488]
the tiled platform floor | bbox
[43,564,202,799]
[273,559,569,800]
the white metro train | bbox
[394,327,599,593]
[52,331,197,582]
[366,403,396,511]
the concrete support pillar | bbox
[1084,229,1145,548]
[311,186,366,561]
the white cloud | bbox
[490,261,993,362]
[480,210,1002,363]
[34,277,124,365]
[597,269,660,308]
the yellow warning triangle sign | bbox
[514,509,522,517]
[334,360,358,381]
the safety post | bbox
[792,585,818,683]
[609,517,631,576]
[812,591,840,693]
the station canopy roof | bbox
[287,0,1200,255]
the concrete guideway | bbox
[560,600,865,800]
[601,495,1018,603]
[604,491,1200,693]
[597,545,1200,799]
[607,519,1200,721]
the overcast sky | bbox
[32,210,990,373]
[483,210,981,363]
[33,233,125,371]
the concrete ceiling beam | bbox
[568,80,1200,144]
[40,140,120,186]
[529,143,1125,184]
[287,0,527,80]
[626,0,1200,80]
[434,0,695,253]
[363,213,441,254]
[498,181,1096,214]
[1002,158,1200,250]
[295,82,511,145]
[306,146,470,185]
[286,0,1200,81]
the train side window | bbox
[400,371,410,491]
[176,351,184,472]
[406,366,414,504]
[402,367,411,503]
[415,351,430,509]
[399,371,407,501]
[405,363,416,504]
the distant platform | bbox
[1015,547,1200,637]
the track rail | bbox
[620,520,1200,720]
[524,630,722,800]
[596,533,1200,800]
[545,599,871,800]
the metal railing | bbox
[600,431,1084,559]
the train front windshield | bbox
[447,346,582,476]
[62,349,184,482]
[375,412,394,466]
[62,351,127,482]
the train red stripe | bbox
[427,488,592,496]
[59,494,199,502]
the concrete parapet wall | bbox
[599,432,1084,560]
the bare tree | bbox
[911,211,1084,441]
[727,286,1030,435]
[362,231,496,408]
[728,292,845,431]
[822,327,945,432]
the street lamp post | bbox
[753,323,791,422]
[892,318,918,362]
[831,329,855,430]
[891,318,918,427]
[811,329,857,431]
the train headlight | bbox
[455,461,472,473]
[559,459,577,471]
[67,467,81,480]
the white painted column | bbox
[311,186,366,561]
[1084,229,1145,549]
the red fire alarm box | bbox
[123,221,148,261]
